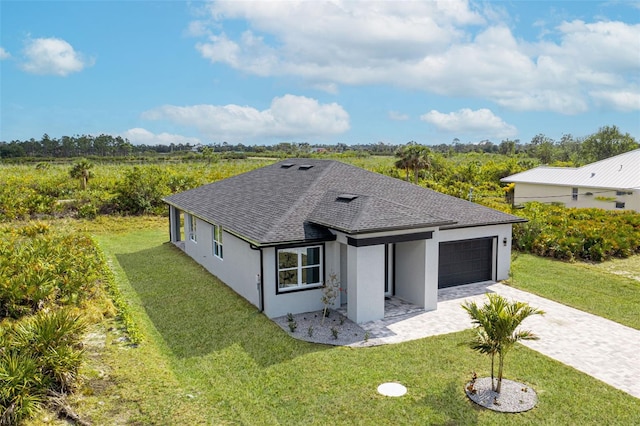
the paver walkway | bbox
[358,282,640,399]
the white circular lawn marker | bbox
[377,382,407,397]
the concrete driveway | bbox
[359,282,640,399]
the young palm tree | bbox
[462,293,544,393]
[69,159,94,190]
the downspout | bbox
[259,248,264,312]
[250,244,265,313]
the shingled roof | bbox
[164,159,524,246]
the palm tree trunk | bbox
[491,353,495,391]
[496,354,505,393]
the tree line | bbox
[1,125,637,166]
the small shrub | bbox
[330,327,339,340]
[321,273,340,325]
[307,326,314,337]
[286,313,297,332]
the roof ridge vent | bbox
[336,193,359,202]
[298,164,314,170]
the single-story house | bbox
[501,149,640,212]
[164,159,524,324]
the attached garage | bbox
[438,237,495,288]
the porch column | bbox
[424,235,439,311]
[169,206,181,242]
[347,244,385,323]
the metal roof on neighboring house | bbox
[165,159,525,246]
[501,149,640,190]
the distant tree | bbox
[462,294,544,393]
[528,134,556,164]
[556,133,581,164]
[394,142,432,184]
[69,159,94,190]
[581,125,638,163]
[498,139,516,156]
[201,146,215,164]
[40,133,60,157]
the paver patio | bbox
[355,282,640,399]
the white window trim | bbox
[212,224,223,259]
[188,214,197,243]
[277,245,323,293]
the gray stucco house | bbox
[164,159,524,323]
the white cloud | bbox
[185,20,212,37]
[191,1,640,113]
[590,89,640,112]
[0,47,10,60]
[388,111,409,121]
[142,94,350,141]
[420,108,517,138]
[122,128,201,146]
[21,37,92,76]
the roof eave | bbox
[306,219,457,235]
[440,218,527,230]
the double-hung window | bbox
[277,246,322,291]
[188,214,197,242]
[571,188,578,201]
[212,224,223,259]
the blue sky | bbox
[1,0,639,146]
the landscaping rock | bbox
[465,377,537,413]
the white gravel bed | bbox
[465,377,538,413]
[273,310,378,347]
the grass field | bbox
[27,221,639,425]
[509,253,640,330]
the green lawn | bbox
[46,225,640,425]
[509,253,640,330]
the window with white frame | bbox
[188,214,197,242]
[615,201,625,209]
[212,224,223,259]
[277,246,323,291]
[571,187,578,201]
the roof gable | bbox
[165,159,524,245]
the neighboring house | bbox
[501,149,640,212]
[164,159,524,324]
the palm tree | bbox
[69,159,94,190]
[462,293,544,393]
[394,150,411,181]
[394,142,432,184]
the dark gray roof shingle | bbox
[164,159,524,245]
